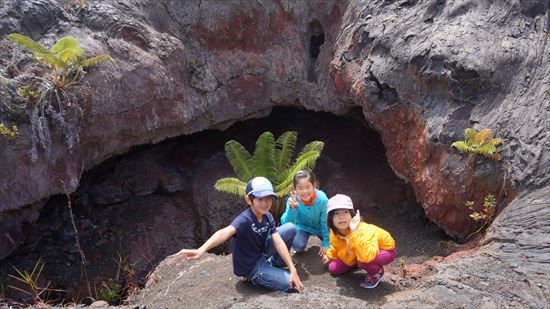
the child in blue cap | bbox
[178,177,304,293]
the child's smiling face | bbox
[246,195,273,219]
[332,209,352,233]
[295,178,315,203]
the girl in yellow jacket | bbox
[322,194,396,289]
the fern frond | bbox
[6,33,50,54]
[36,53,65,71]
[275,150,321,195]
[451,141,472,153]
[487,137,502,146]
[464,128,477,140]
[50,37,84,56]
[251,132,277,182]
[475,144,496,158]
[224,140,253,181]
[475,129,492,145]
[297,141,324,158]
[81,54,113,68]
[214,177,246,196]
[274,131,297,180]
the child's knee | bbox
[279,222,297,235]
[328,262,345,276]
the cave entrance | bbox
[0,107,456,304]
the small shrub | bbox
[398,257,407,278]
[97,279,122,305]
[0,122,20,138]
[465,193,497,239]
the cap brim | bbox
[249,190,277,198]
[327,205,354,213]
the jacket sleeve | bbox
[349,223,380,263]
[280,196,298,224]
[318,194,330,248]
[325,232,338,260]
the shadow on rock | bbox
[335,270,400,301]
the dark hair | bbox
[293,169,317,187]
[327,208,356,236]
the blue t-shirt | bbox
[230,208,276,276]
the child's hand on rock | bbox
[178,249,204,260]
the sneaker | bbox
[360,271,384,289]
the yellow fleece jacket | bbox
[326,222,395,266]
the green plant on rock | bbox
[5,34,112,160]
[215,131,324,221]
[451,128,507,239]
[17,85,41,107]
[113,249,139,302]
[7,34,111,100]
[451,128,503,169]
[398,257,407,278]
[465,193,497,239]
[97,279,122,305]
[0,122,20,138]
[7,258,64,306]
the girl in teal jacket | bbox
[281,170,330,257]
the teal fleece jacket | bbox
[280,189,330,248]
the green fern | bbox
[274,131,297,176]
[224,140,253,181]
[450,141,471,153]
[215,131,324,220]
[81,54,113,68]
[251,132,277,181]
[5,33,50,54]
[297,141,325,157]
[451,128,502,160]
[275,150,321,194]
[214,177,247,196]
[7,33,112,90]
[464,128,477,140]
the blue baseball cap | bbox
[245,177,277,198]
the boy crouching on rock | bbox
[178,177,304,293]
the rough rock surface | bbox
[0,0,549,307]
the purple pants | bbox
[328,248,396,276]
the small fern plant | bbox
[215,131,324,221]
[7,34,112,97]
[6,34,112,159]
[451,128,503,168]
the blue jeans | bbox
[291,229,312,252]
[246,223,296,292]
[292,229,326,252]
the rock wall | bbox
[331,0,549,237]
[0,1,548,305]
[0,0,348,258]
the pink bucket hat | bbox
[327,194,354,213]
